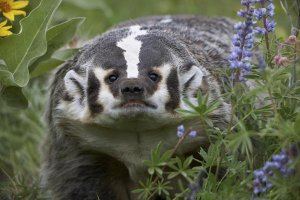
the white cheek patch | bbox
[148,64,172,114]
[117,25,147,78]
[93,68,121,116]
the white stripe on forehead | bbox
[117,25,147,78]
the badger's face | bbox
[58,25,207,129]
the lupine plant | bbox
[134,0,300,199]
[0,0,299,199]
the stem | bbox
[262,16,271,61]
[290,42,298,88]
[289,2,300,87]
[227,104,235,133]
[150,128,192,187]
[267,87,277,113]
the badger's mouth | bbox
[119,99,157,109]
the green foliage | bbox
[133,14,300,200]
[0,0,62,87]
[176,92,221,127]
[0,81,49,199]
[30,17,84,75]
[0,0,84,108]
[0,0,299,199]
[144,143,173,176]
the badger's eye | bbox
[148,72,160,82]
[107,74,119,83]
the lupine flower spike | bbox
[253,144,299,195]
[228,0,256,82]
[253,0,276,34]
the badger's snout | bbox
[120,79,145,99]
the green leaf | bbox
[295,113,300,134]
[1,86,28,109]
[52,48,79,61]
[0,70,15,87]
[30,18,84,72]
[30,48,79,78]
[0,0,62,87]
[148,168,155,175]
[183,156,193,169]
[64,0,112,16]
[206,99,220,113]
[30,59,64,78]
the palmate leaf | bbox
[30,17,85,73]
[1,86,28,108]
[30,49,80,79]
[30,59,63,78]
[0,0,62,87]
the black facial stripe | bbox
[138,34,171,69]
[92,40,127,70]
[165,68,180,112]
[182,74,195,98]
[107,75,121,98]
[87,70,103,114]
[69,77,85,104]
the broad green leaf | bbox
[30,59,64,78]
[52,48,79,61]
[30,18,84,72]
[0,0,62,87]
[30,48,79,78]
[1,86,28,108]
[0,70,15,87]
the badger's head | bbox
[56,25,212,130]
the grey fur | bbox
[41,15,235,200]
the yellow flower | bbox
[0,0,29,21]
[0,20,12,36]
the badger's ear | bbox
[59,69,91,121]
[64,69,86,101]
[178,64,204,99]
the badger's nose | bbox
[120,80,145,98]
[121,86,144,95]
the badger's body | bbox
[42,15,235,199]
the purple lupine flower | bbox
[228,2,256,81]
[253,0,276,34]
[241,0,257,6]
[189,130,197,138]
[253,147,297,195]
[265,19,276,32]
[177,125,185,138]
[254,27,266,35]
[254,8,267,20]
[266,3,275,17]
[177,125,198,139]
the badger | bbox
[41,15,235,200]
